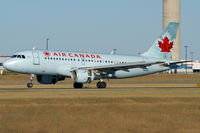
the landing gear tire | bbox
[27,83,33,88]
[73,83,83,88]
[97,81,106,88]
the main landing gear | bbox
[73,81,107,89]
[73,83,83,88]
[97,81,107,88]
[27,74,34,88]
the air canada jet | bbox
[3,22,184,88]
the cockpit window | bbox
[11,55,17,58]
[17,55,21,58]
[11,55,26,59]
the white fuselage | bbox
[3,50,169,79]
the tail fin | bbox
[142,22,179,60]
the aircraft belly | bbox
[113,65,169,79]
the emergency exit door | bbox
[32,52,40,65]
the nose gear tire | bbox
[27,83,33,88]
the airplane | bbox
[3,22,184,88]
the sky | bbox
[0,0,200,60]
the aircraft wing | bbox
[162,60,193,67]
[78,61,164,72]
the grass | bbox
[0,74,200,132]
[2,71,19,75]
[0,89,200,133]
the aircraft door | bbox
[81,57,85,65]
[32,52,40,65]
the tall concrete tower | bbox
[163,0,181,60]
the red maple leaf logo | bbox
[43,52,50,56]
[158,36,174,53]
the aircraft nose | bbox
[3,60,13,71]
[3,61,9,69]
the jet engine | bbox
[37,75,65,84]
[71,69,94,83]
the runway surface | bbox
[0,87,197,91]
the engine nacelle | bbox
[71,69,94,83]
[37,75,65,84]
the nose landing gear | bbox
[27,83,33,88]
[27,74,34,88]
